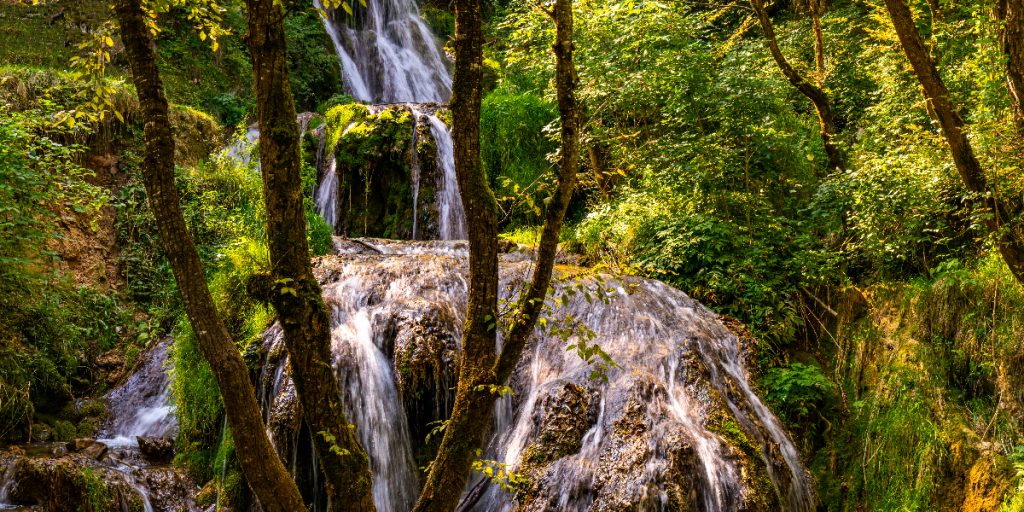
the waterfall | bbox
[424,114,466,240]
[315,0,451,104]
[259,240,817,511]
[314,0,466,240]
[0,463,15,509]
[315,155,339,230]
[99,337,177,448]
[410,111,422,239]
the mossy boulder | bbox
[310,103,446,240]
[5,455,146,512]
[3,446,197,511]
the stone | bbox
[137,435,174,463]
[69,438,94,452]
[68,439,107,461]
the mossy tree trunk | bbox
[884,0,1024,418]
[412,1,580,510]
[412,0,500,509]
[750,0,844,172]
[1000,0,1024,133]
[244,1,375,510]
[495,0,581,384]
[112,1,305,511]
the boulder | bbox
[67,438,107,461]
[137,435,174,463]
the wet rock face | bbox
[519,383,597,470]
[137,436,174,463]
[255,240,815,512]
[393,310,459,440]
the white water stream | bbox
[315,0,451,103]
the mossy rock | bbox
[6,456,147,512]
[315,104,449,240]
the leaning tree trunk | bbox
[244,1,375,510]
[413,1,580,510]
[750,0,844,171]
[496,0,581,383]
[884,0,1024,417]
[112,1,306,511]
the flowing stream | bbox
[99,337,177,448]
[423,111,465,240]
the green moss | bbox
[78,467,113,512]
[171,318,223,482]
[51,420,76,442]
[76,418,101,437]
[322,104,419,238]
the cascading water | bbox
[0,463,16,510]
[423,113,466,240]
[312,0,466,240]
[250,0,817,507]
[315,153,340,230]
[99,337,178,448]
[315,0,451,103]
[260,239,817,511]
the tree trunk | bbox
[884,0,1024,284]
[112,2,306,511]
[750,0,844,171]
[1002,0,1024,133]
[244,1,375,510]
[588,143,613,195]
[809,0,825,84]
[413,2,580,510]
[496,0,581,384]
[412,0,500,509]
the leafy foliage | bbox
[760,362,833,421]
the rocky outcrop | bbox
[253,240,814,512]
[137,436,174,463]
[306,104,448,239]
[1,443,195,512]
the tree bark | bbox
[588,143,613,195]
[413,0,500,509]
[1001,0,1024,133]
[244,1,375,510]
[496,0,581,384]
[883,0,1024,286]
[750,0,844,171]
[413,1,580,510]
[112,1,306,511]
[808,0,826,84]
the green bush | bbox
[480,86,557,227]
[760,362,834,422]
